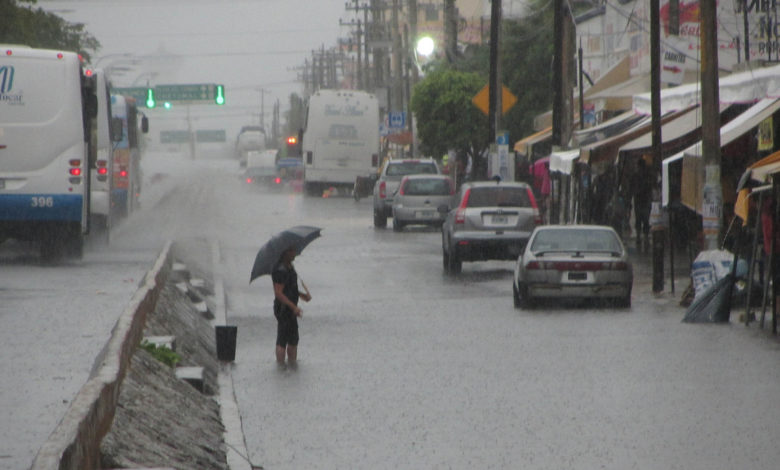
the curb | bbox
[211,239,254,470]
[30,242,172,470]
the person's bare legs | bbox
[275,345,286,365]
[287,345,297,366]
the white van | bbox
[301,89,379,196]
[244,149,278,184]
[0,45,97,259]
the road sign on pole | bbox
[116,84,225,105]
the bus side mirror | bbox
[141,116,149,134]
[111,118,124,142]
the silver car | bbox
[391,175,455,231]
[373,158,440,227]
[513,225,633,308]
[441,180,541,275]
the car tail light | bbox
[611,261,629,270]
[458,188,471,208]
[275,177,282,184]
[399,179,407,196]
[246,177,253,184]
[119,170,128,177]
[379,181,386,199]
[69,168,81,176]
[526,261,542,270]
[454,208,466,224]
[97,167,108,175]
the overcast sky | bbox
[39,0,351,137]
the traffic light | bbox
[163,101,172,110]
[286,135,300,157]
[215,84,225,105]
[145,87,156,108]
[287,136,297,145]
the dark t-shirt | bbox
[272,262,299,318]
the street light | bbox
[416,36,435,58]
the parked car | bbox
[391,175,455,231]
[441,180,541,274]
[373,158,439,227]
[513,225,633,308]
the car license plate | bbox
[491,215,508,224]
[568,272,587,281]
[416,210,434,219]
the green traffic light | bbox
[145,88,156,108]
[215,85,225,105]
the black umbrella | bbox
[249,225,322,283]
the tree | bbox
[410,67,489,169]
[0,0,100,61]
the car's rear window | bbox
[531,229,622,253]
[403,178,451,196]
[466,187,531,208]
[386,162,437,176]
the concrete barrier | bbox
[30,241,173,470]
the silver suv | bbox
[441,180,541,275]
[373,158,439,227]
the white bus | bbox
[0,46,97,259]
[111,94,146,218]
[301,89,379,196]
[88,68,121,242]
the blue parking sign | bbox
[389,112,406,129]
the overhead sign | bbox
[661,38,687,85]
[472,84,517,116]
[155,84,218,102]
[160,130,191,144]
[196,129,227,143]
[112,87,147,103]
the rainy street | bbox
[187,156,780,470]
[2,152,780,469]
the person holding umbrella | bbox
[272,246,311,367]
[250,226,321,368]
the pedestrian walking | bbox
[272,247,311,367]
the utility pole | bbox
[700,0,722,250]
[444,0,458,63]
[650,0,664,292]
[487,0,502,148]
[391,0,404,112]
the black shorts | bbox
[275,307,299,347]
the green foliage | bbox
[410,0,554,161]
[410,67,489,162]
[140,341,181,369]
[0,0,100,61]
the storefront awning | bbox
[633,63,780,114]
[513,127,552,156]
[570,110,645,147]
[579,108,690,167]
[619,105,702,154]
[748,150,780,184]
[549,149,580,175]
[674,97,780,213]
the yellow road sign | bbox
[472,84,518,115]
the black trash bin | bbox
[215,325,237,361]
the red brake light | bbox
[85,69,94,77]
[379,181,386,199]
[119,170,128,177]
[97,167,108,175]
[69,168,82,176]
[459,188,471,209]
[526,261,541,270]
[57,53,64,59]
[455,208,466,224]
[275,177,282,184]
[399,179,406,196]
[5,50,12,56]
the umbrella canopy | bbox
[249,225,322,283]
